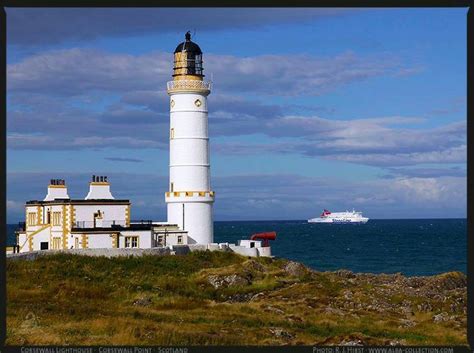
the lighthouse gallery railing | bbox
[167,80,211,92]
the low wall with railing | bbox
[7,243,272,259]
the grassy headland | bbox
[6,252,467,345]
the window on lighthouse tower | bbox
[188,51,202,75]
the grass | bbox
[6,252,468,346]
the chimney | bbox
[44,179,70,201]
[85,175,114,200]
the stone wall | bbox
[7,242,271,261]
[7,247,170,261]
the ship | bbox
[308,209,369,224]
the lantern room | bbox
[173,31,204,80]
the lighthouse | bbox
[11,32,278,257]
[165,32,214,245]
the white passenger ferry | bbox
[308,209,369,224]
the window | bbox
[125,236,139,248]
[51,238,61,250]
[75,238,79,249]
[157,235,164,245]
[177,235,183,244]
[170,128,175,139]
[52,212,61,226]
[27,212,37,226]
[170,182,174,192]
[40,242,49,250]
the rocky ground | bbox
[6,251,468,345]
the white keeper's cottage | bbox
[16,176,187,252]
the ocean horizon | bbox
[7,218,466,277]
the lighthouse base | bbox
[166,195,214,245]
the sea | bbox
[6,218,466,276]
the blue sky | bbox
[6,8,467,222]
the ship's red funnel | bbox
[250,231,277,247]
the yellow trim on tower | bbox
[90,182,110,186]
[165,191,215,197]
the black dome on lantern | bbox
[174,31,202,54]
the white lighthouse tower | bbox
[165,32,214,245]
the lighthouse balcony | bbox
[165,190,214,203]
[167,80,211,94]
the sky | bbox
[6,8,467,222]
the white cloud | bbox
[6,46,463,170]
[8,133,165,150]
[215,118,466,167]
[327,145,466,166]
[8,48,409,97]
[390,176,465,204]
[8,49,170,94]
[7,172,467,222]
